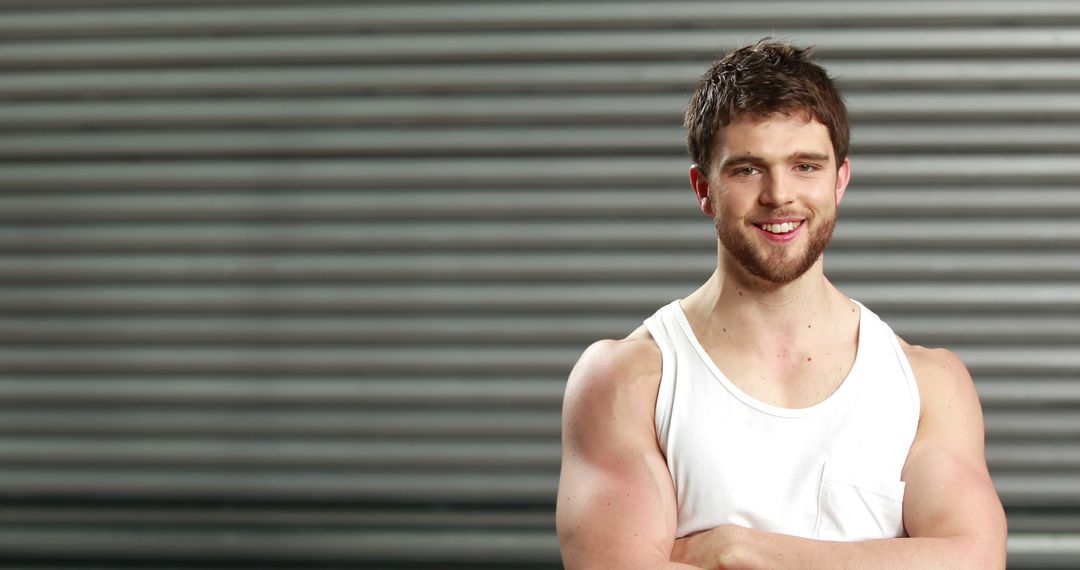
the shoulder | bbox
[562,326,664,439]
[897,336,984,434]
[899,337,972,387]
[570,326,661,389]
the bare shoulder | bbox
[898,336,973,388]
[565,325,662,403]
[562,325,664,446]
[897,336,985,447]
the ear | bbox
[689,164,714,216]
[834,158,851,205]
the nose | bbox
[759,170,796,206]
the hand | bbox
[671,524,750,570]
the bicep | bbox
[556,341,683,569]
[901,349,1006,547]
[558,441,679,568]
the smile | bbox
[756,221,803,234]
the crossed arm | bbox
[556,335,1007,570]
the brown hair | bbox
[685,39,849,174]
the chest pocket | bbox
[812,460,906,541]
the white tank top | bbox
[644,299,920,541]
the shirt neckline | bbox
[670,298,867,419]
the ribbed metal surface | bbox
[1,1,1078,568]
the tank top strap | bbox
[643,300,681,448]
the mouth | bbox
[756,221,803,235]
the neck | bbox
[682,257,854,350]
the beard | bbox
[716,211,837,284]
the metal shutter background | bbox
[1,1,1078,568]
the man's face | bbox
[706,113,848,284]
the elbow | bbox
[984,531,1009,570]
[970,542,1007,570]
[979,506,1009,570]
[958,523,1008,570]
[968,543,1006,570]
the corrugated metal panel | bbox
[1,1,1078,567]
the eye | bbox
[795,163,819,173]
[734,166,759,176]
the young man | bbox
[556,40,1007,569]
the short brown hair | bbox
[685,39,849,174]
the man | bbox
[556,40,1007,569]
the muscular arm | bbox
[672,344,1007,570]
[557,334,704,570]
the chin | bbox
[716,215,836,285]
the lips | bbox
[754,219,805,242]
[758,221,801,234]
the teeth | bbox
[759,221,800,234]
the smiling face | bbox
[692,112,850,285]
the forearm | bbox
[674,525,1003,570]
[564,554,706,570]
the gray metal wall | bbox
[1,1,1079,568]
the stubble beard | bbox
[716,211,837,284]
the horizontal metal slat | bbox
[0,157,685,189]
[0,469,558,501]
[0,526,1062,567]
[0,506,554,528]
[0,315,636,345]
[0,346,1074,375]
[954,349,1080,375]
[0,127,688,159]
[841,187,1080,216]
[0,408,1071,442]
[851,124,1080,151]
[0,439,561,468]
[6,29,1080,69]
[4,61,1080,99]
[0,252,711,282]
[0,409,562,438]
[3,2,1080,39]
[978,380,1080,407]
[985,411,1080,439]
[0,527,561,562]
[5,92,1080,130]
[0,437,1075,472]
[8,124,1080,160]
[1008,534,1080,568]
[888,316,1080,345]
[1,64,706,98]
[989,443,1080,470]
[0,252,1076,282]
[0,468,1066,507]
[0,375,1071,408]
[1,188,1078,221]
[992,474,1080,506]
[0,221,714,251]
[2,220,1075,252]
[3,283,1080,313]
[0,347,583,375]
[0,189,686,221]
[5,156,1080,190]
[1008,514,1080,534]
[0,95,683,129]
[0,378,565,406]
[0,371,1067,411]
[2,314,1080,346]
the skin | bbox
[556,112,1007,569]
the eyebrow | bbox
[789,152,831,163]
[719,151,831,170]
